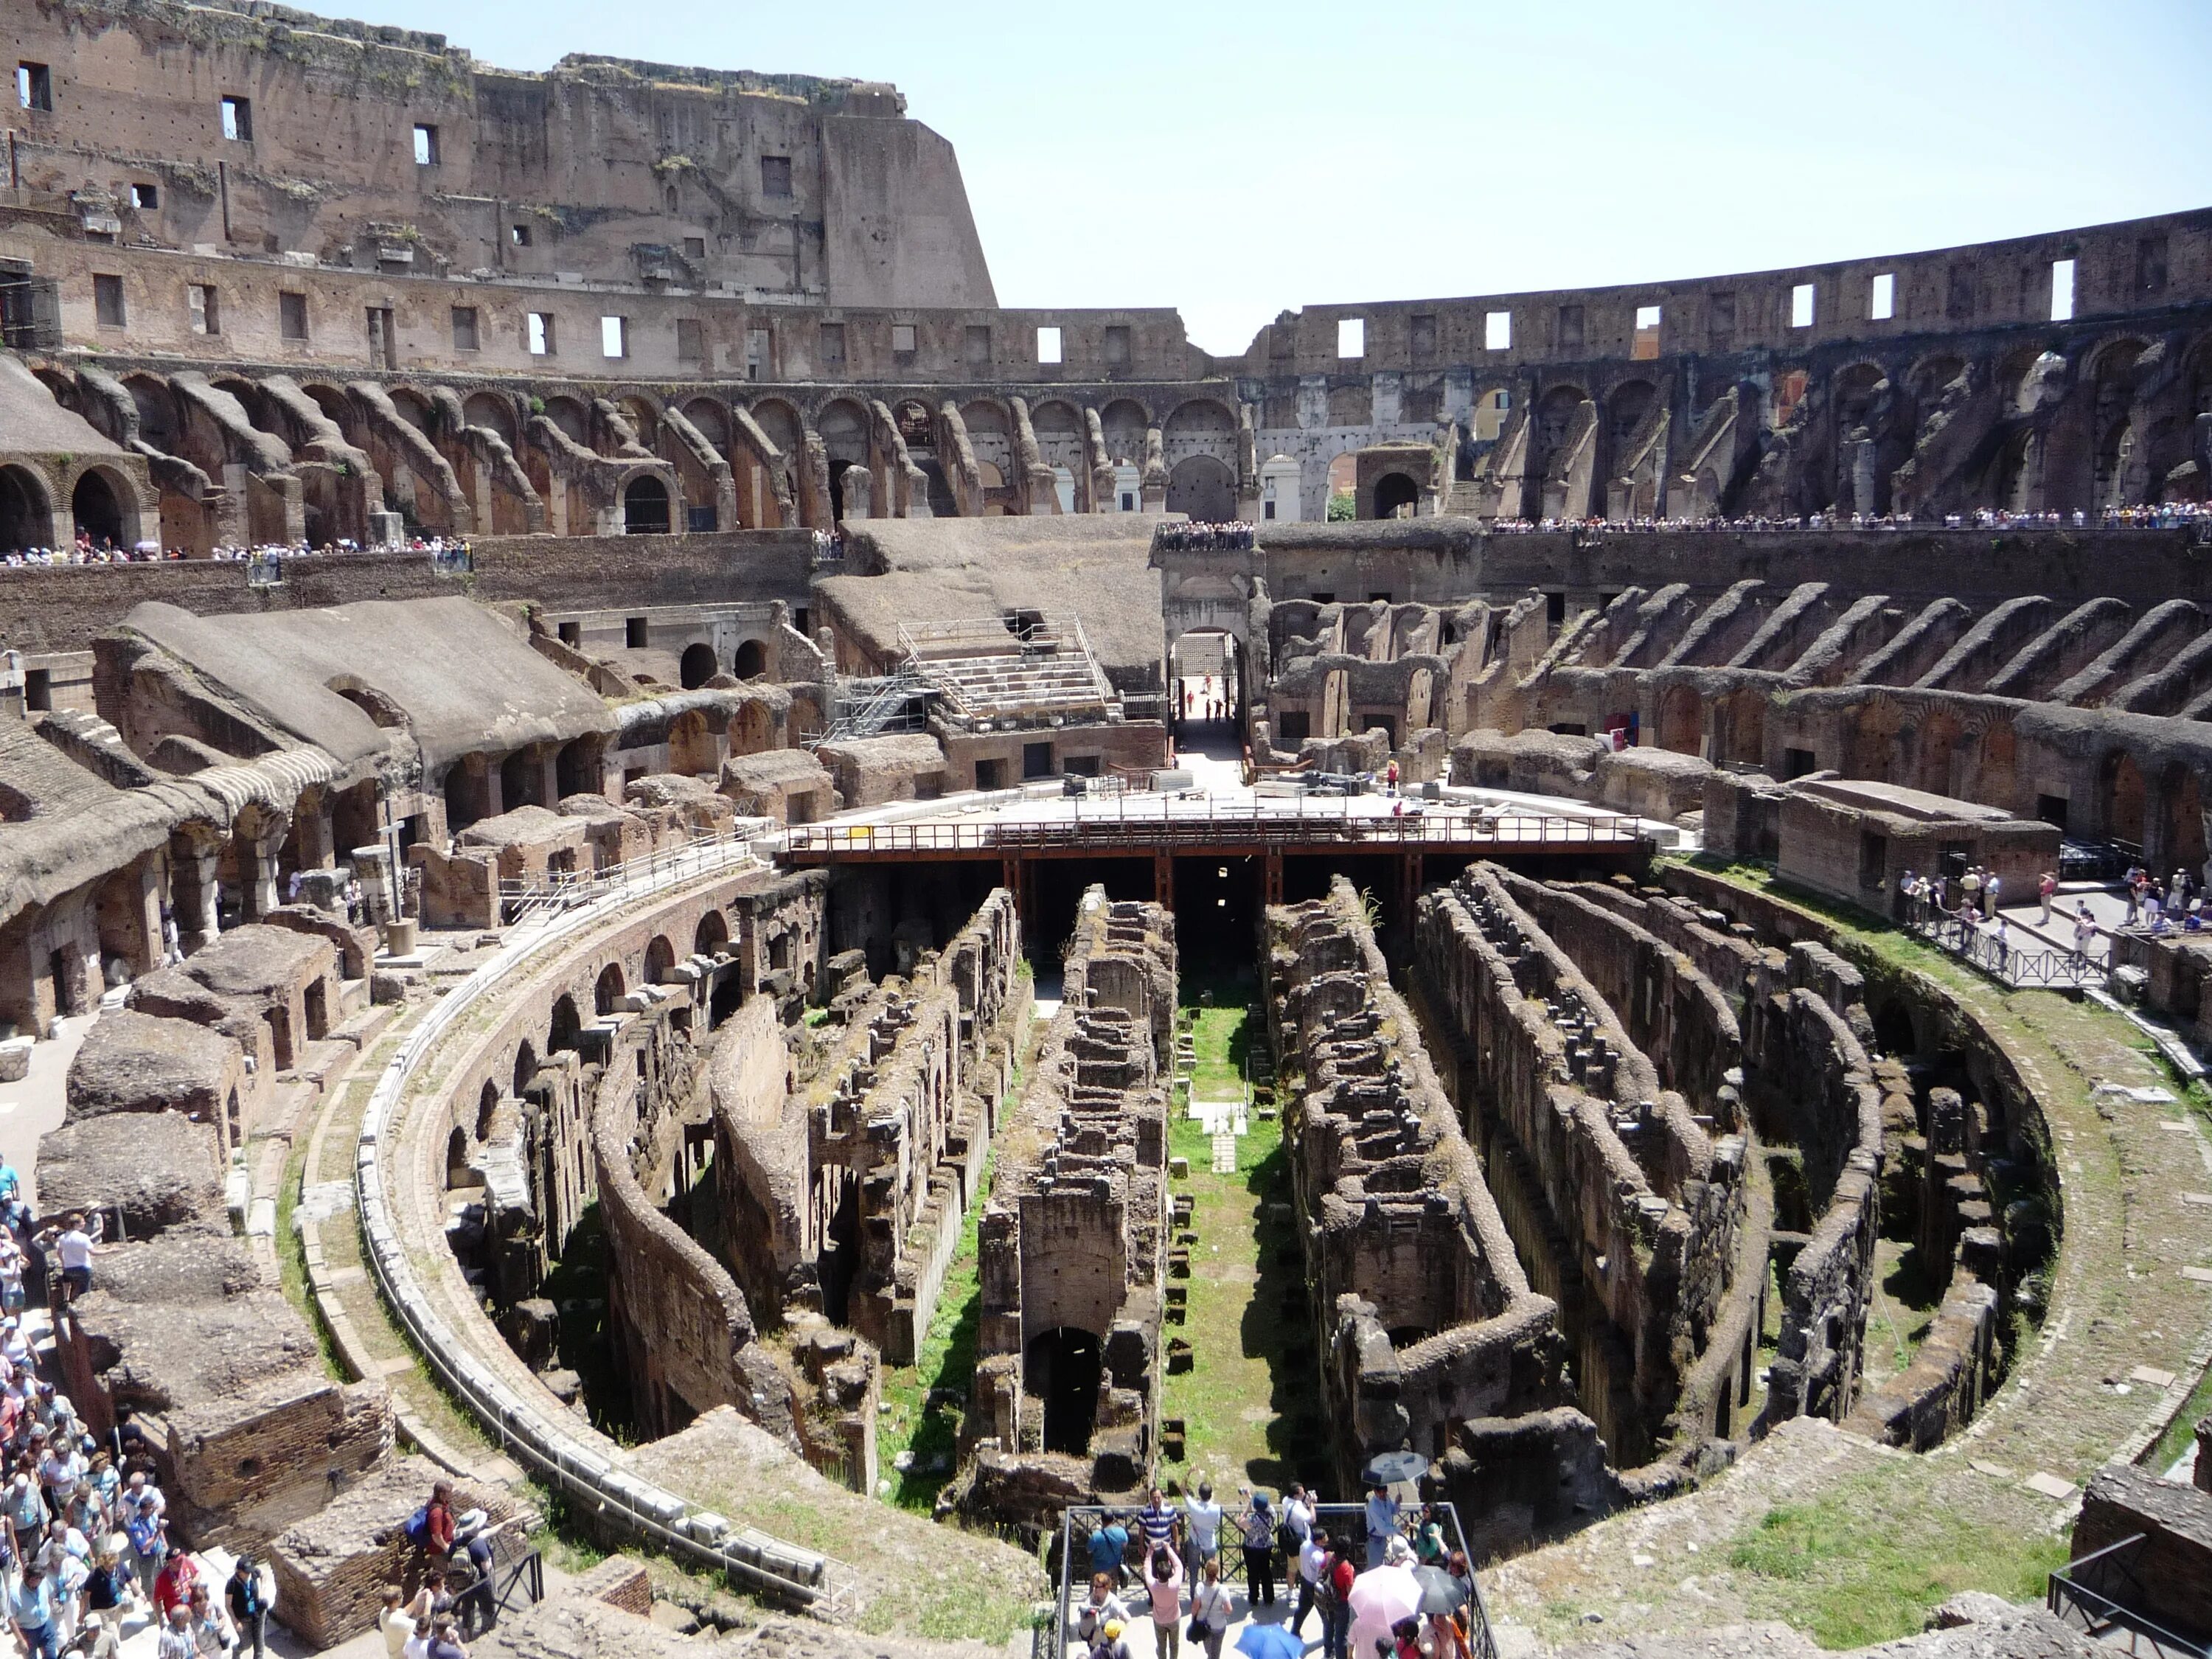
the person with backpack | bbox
[1316,1540,1356,1659]
[1187,1556,1233,1659]
[225,1556,268,1659]
[406,1484,456,1565]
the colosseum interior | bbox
[2,4,2212,1658]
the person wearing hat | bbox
[1237,1488,1277,1608]
[81,1610,121,1659]
[1086,1618,1131,1659]
[226,1554,269,1659]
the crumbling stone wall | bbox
[1266,877,1577,1497]
[1413,866,1747,1470]
[970,888,1173,1510]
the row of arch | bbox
[0,462,140,552]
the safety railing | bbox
[1899,900,2108,988]
[2048,1534,2210,1657]
[493,826,769,919]
[1051,1500,1497,1659]
[355,845,856,1615]
[783,804,1646,859]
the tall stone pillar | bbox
[169,830,223,953]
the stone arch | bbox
[0,465,53,551]
[2087,335,2152,388]
[644,935,678,984]
[463,391,519,448]
[542,397,591,445]
[2094,418,2135,508]
[1533,383,1591,473]
[695,908,729,957]
[1714,687,1766,768]
[681,396,731,456]
[750,397,803,456]
[547,994,581,1055]
[733,639,768,679]
[123,373,182,450]
[1370,471,1419,519]
[1605,378,1657,448]
[2160,762,2205,872]
[69,465,136,548]
[446,1124,473,1189]
[512,1039,538,1097]
[624,473,671,534]
[1099,399,1150,467]
[1916,706,1965,797]
[816,399,869,465]
[594,961,626,1017]
[2102,748,2147,847]
[1326,383,1371,427]
[1656,684,1702,756]
[1163,398,1237,460]
[618,394,663,439]
[475,1077,500,1141]
[679,642,717,689]
[1166,455,1235,522]
[389,386,438,435]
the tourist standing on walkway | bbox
[1237,1491,1276,1607]
[1143,1547,1184,1658]
[1180,1481,1221,1584]
[1318,1541,1355,1659]
[2038,871,2057,925]
[1138,1486,1178,1565]
[226,1555,268,1659]
[1363,1483,1399,1568]
[1189,1556,1233,1659]
[1293,1527,1329,1636]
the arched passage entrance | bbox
[1371,471,1419,520]
[733,639,767,679]
[2160,762,2205,872]
[71,470,127,548]
[1656,685,1702,756]
[624,475,670,534]
[679,643,716,689]
[1168,629,1246,752]
[2104,750,2147,848]
[594,962,626,1015]
[0,467,50,551]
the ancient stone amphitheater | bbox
[1,5,2211,1658]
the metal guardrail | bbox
[2048,1534,2210,1657]
[355,842,854,1613]
[1050,1500,1498,1659]
[783,805,1646,859]
[493,827,770,919]
[1899,901,2108,988]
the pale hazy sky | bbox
[344,0,2211,355]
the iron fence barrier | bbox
[2047,1533,2210,1658]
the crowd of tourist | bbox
[1,535,473,570]
[0,1174,271,1659]
[2115,864,2208,935]
[1071,1481,1481,1659]
[1488,501,2212,535]
[1155,522,1259,552]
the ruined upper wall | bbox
[5,0,994,307]
[1232,207,2212,376]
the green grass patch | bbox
[2150,1360,2212,1472]
[1158,975,1330,1495]
[875,1149,995,1513]
[1727,1476,2067,1647]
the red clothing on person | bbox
[425,1499,456,1554]
[155,1554,199,1615]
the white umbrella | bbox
[1346,1562,1422,1657]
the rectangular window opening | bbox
[279,290,307,341]
[557,621,581,647]
[510,223,532,247]
[625,617,648,650]
[220,95,251,142]
[1556,305,1584,349]
[1790,283,1815,328]
[412,124,439,166]
[600,316,627,359]
[1336,317,1365,359]
[130,182,158,210]
[24,670,51,712]
[92,274,125,328]
[818,321,846,369]
[682,235,706,260]
[1634,304,1661,330]
[1035,324,1062,365]
[1869,272,1895,321]
[1103,324,1130,366]
[527,312,554,355]
[2049,257,2076,321]
[1484,310,1511,351]
[1632,304,1660,361]
[16,63,52,113]
[451,305,479,351]
[964,324,991,366]
[745,326,770,381]
[187,283,219,335]
[891,322,917,355]
[675,318,704,364]
[760,156,793,198]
